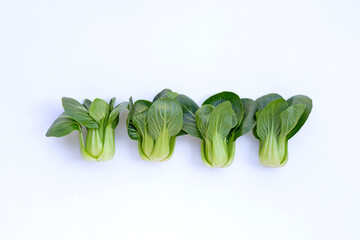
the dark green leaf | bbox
[203,92,243,140]
[176,129,187,136]
[176,94,202,138]
[128,100,152,140]
[203,91,244,124]
[235,98,257,139]
[286,95,313,139]
[62,97,99,128]
[83,99,92,110]
[153,89,172,102]
[46,112,81,137]
[255,93,283,111]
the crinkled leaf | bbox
[62,97,98,128]
[46,112,81,137]
[235,98,257,139]
[206,101,238,140]
[279,104,306,138]
[256,98,288,141]
[176,94,202,138]
[286,95,313,139]
[147,98,183,139]
[195,104,214,139]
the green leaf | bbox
[147,98,183,139]
[253,94,284,139]
[126,97,138,140]
[176,94,202,138]
[108,101,129,128]
[206,101,238,140]
[234,98,257,139]
[127,123,140,140]
[203,91,244,125]
[256,98,288,141]
[109,97,116,111]
[128,100,152,140]
[167,92,178,99]
[286,95,313,139]
[83,99,92,110]
[279,104,306,138]
[176,129,188,136]
[62,97,98,128]
[46,112,81,137]
[195,104,214,139]
[153,89,173,102]
[89,98,111,124]
[255,93,283,111]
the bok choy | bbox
[178,92,257,167]
[46,97,128,161]
[126,89,185,162]
[253,94,312,167]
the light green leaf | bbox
[195,104,214,139]
[147,98,183,139]
[279,104,306,138]
[109,97,116,111]
[256,98,288,141]
[62,97,99,128]
[89,98,110,124]
[108,101,128,128]
[46,112,81,137]
[206,101,238,140]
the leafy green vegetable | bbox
[126,89,184,162]
[253,94,312,167]
[46,97,128,162]
[178,91,257,167]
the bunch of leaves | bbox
[178,92,257,167]
[46,97,128,161]
[127,89,187,162]
[253,94,312,167]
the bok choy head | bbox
[253,94,312,167]
[126,89,184,162]
[46,97,128,161]
[178,92,257,168]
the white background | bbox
[1,0,359,239]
